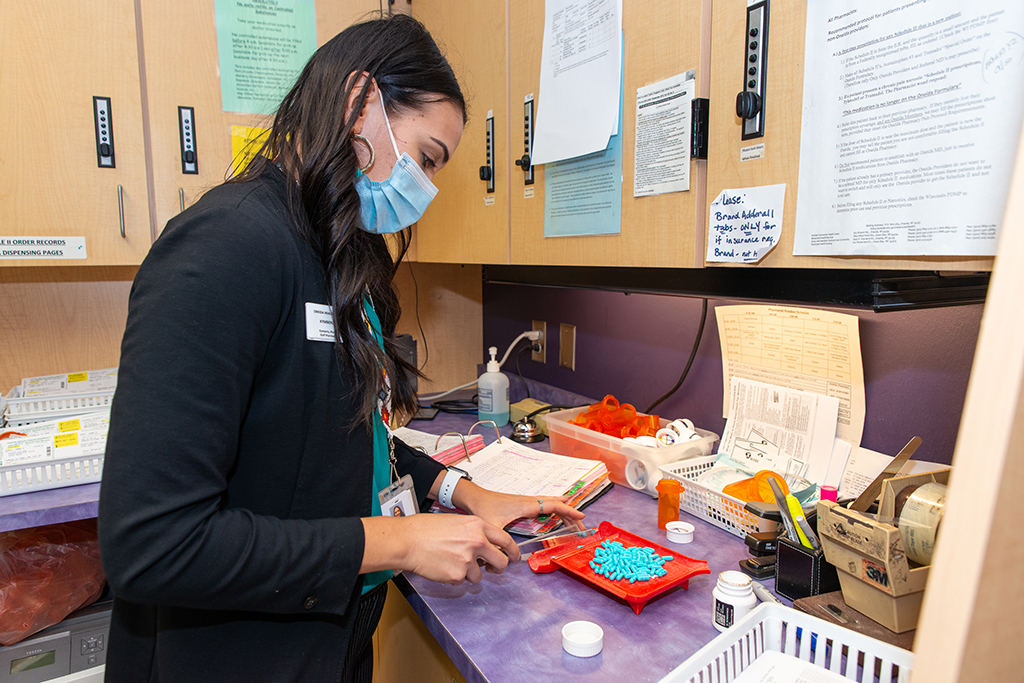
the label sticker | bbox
[0,237,87,260]
[484,195,495,206]
[524,187,535,199]
[305,303,336,342]
[714,599,735,628]
[58,419,82,433]
[740,143,765,162]
[862,559,889,588]
[54,433,80,449]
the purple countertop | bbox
[397,403,778,683]
[0,483,100,532]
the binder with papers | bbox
[436,439,612,537]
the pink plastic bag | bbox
[0,519,106,645]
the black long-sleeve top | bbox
[97,166,444,682]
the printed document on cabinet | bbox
[793,0,1024,256]
[716,305,866,447]
[531,0,622,165]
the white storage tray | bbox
[660,456,781,539]
[0,455,103,497]
[3,388,115,427]
[659,603,913,683]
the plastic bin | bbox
[545,406,718,497]
[659,603,913,683]
[2,387,115,427]
[0,455,103,497]
[659,457,781,539]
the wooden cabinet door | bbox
[412,0,509,264]
[0,0,152,267]
[139,0,382,236]
[509,0,711,267]
[705,1,993,271]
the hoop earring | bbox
[352,133,375,174]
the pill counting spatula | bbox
[516,528,598,558]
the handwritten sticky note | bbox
[707,184,786,263]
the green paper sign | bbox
[215,0,318,114]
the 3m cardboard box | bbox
[816,469,951,633]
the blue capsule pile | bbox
[589,540,673,583]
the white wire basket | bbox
[659,457,781,539]
[2,387,115,427]
[659,603,913,683]
[0,455,103,497]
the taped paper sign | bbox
[707,184,785,263]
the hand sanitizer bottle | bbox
[478,346,509,427]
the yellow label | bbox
[231,125,270,178]
[54,433,80,448]
[58,419,82,433]
[68,372,88,383]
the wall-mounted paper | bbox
[707,184,785,263]
[544,38,624,238]
[543,135,623,237]
[716,304,866,448]
[230,125,271,177]
[531,0,621,165]
[793,0,1024,256]
[214,0,317,115]
[633,71,694,197]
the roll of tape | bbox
[897,482,947,565]
[635,436,660,448]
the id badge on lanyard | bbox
[379,474,417,518]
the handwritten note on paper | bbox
[707,184,786,263]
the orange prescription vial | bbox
[656,478,683,530]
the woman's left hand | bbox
[452,481,586,534]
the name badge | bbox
[305,303,337,342]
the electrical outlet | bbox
[559,324,576,371]
[532,320,546,363]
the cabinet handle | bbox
[179,187,185,212]
[117,184,125,238]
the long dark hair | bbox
[234,14,465,432]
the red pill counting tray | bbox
[528,521,710,614]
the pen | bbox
[786,495,813,549]
[795,515,821,551]
[751,581,783,605]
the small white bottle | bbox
[477,346,510,427]
[712,570,757,632]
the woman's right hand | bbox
[361,513,518,585]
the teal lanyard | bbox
[361,296,393,593]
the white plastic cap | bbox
[666,521,695,544]
[486,346,500,372]
[562,621,604,657]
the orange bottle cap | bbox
[656,478,683,493]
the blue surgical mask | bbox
[355,98,438,234]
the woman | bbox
[98,14,582,683]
